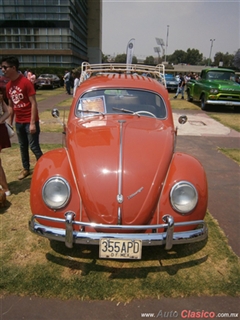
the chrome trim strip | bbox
[117,120,126,204]
[29,213,208,250]
[206,100,240,106]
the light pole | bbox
[154,47,161,63]
[165,25,169,63]
[208,39,215,66]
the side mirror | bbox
[178,115,188,125]
[52,108,59,118]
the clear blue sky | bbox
[102,0,240,60]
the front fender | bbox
[30,148,82,226]
[158,152,208,227]
[186,80,195,89]
[186,82,195,98]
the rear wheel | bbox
[200,94,208,111]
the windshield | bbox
[206,71,236,81]
[165,74,176,80]
[76,89,167,119]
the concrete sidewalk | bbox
[2,93,239,320]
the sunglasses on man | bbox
[1,65,13,70]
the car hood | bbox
[67,116,174,226]
[208,80,240,91]
[166,78,178,83]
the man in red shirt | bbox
[1,56,43,180]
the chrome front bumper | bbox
[206,99,240,106]
[29,212,208,250]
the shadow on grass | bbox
[47,239,208,278]
[8,176,31,193]
[0,176,31,214]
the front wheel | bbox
[186,89,193,102]
[234,106,240,113]
[200,94,208,111]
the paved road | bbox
[2,93,239,320]
[2,296,239,320]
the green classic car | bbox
[186,68,240,111]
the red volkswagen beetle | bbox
[29,63,208,259]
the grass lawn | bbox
[40,109,70,132]
[0,145,239,301]
[36,87,66,102]
[208,113,240,132]
[218,148,240,165]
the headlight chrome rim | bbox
[42,176,71,209]
[170,181,198,215]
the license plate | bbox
[99,239,142,259]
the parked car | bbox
[36,74,61,89]
[0,69,9,102]
[186,68,240,111]
[29,63,208,260]
[164,73,179,92]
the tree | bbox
[233,49,240,69]
[144,56,155,65]
[213,52,235,68]
[185,48,203,65]
[102,54,109,63]
[114,54,127,63]
[200,58,209,66]
[167,50,187,64]
[132,56,138,64]
[114,54,137,64]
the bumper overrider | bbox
[29,212,208,250]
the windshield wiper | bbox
[112,107,134,114]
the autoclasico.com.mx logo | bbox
[140,309,239,318]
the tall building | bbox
[0,0,102,68]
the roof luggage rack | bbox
[80,62,166,87]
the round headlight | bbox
[42,177,70,209]
[210,88,218,94]
[170,181,198,214]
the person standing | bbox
[63,70,71,95]
[0,88,11,195]
[72,71,80,97]
[174,73,185,100]
[27,70,33,82]
[30,71,37,90]
[1,56,43,180]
